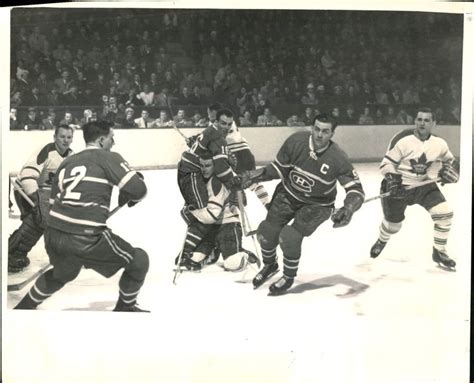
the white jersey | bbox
[191,175,240,225]
[226,122,251,154]
[380,129,454,186]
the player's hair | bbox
[312,113,338,131]
[417,107,435,121]
[199,150,213,160]
[216,108,234,121]
[208,102,223,113]
[55,124,74,135]
[82,120,114,144]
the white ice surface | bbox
[4,164,471,383]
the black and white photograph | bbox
[1,2,473,383]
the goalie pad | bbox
[223,252,248,272]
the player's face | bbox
[217,115,233,136]
[311,120,334,150]
[54,127,73,154]
[200,158,214,178]
[100,128,115,151]
[414,112,435,140]
[208,108,217,122]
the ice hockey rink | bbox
[4,164,471,383]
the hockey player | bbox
[180,155,257,271]
[239,113,365,295]
[15,120,149,312]
[8,124,74,273]
[176,107,239,270]
[370,107,459,270]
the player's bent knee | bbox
[279,225,303,256]
[223,252,248,271]
[257,220,281,247]
[128,248,149,277]
[429,202,453,224]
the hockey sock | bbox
[279,226,303,278]
[261,246,277,265]
[250,183,271,207]
[429,202,453,253]
[118,248,149,307]
[378,218,402,242]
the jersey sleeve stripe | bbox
[216,168,232,178]
[271,162,284,179]
[347,189,366,199]
[117,171,137,189]
[384,155,400,165]
[341,179,361,189]
[275,158,292,168]
[21,166,41,175]
[213,154,228,160]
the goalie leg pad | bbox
[216,223,242,259]
[8,214,44,255]
[223,252,248,271]
[279,225,303,278]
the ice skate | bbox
[252,262,279,289]
[244,250,261,268]
[370,239,387,258]
[432,248,456,271]
[8,251,30,273]
[175,253,202,271]
[268,276,294,296]
[113,300,150,312]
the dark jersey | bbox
[269,131,364,206]
[48,148,146,235]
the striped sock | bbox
[378,218,402,242]
[431,211,453,252]
[261,246,277,265]
[250,183,271,207]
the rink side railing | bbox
[7,125,461,173]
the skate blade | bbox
[435,263,456,272]
[252,269,279,290]
[172,268,202,273]
[267,289,290,297]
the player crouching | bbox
[239,113,365,295]
[179,153,258,272]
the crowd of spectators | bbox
[10,8,463,130]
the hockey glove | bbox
[239,168,266,190]
[384,173,404,198]
[180,205,196,225]
[332,192,364,228]
[28,191,42,226]
[185,134,198,149]
[438,162,459,185]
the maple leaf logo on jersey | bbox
[409,153,432,175]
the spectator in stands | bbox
[395,108,414,125]
[131,73,142,93]
[22,107,41,130]
[10,108,20,130]
[153,87,171,108]
[89,73,108,103]
[253,92,270,117]
[239,110,254,127]
[189,85,207,106]
[47,88,61,107]
[173,109,193,128]
[10,91,23,109]
[330,107,341,122]
[374,108,385,124]
[384,106,398,124]
[16,70,30,95]
[359,82,375,106]
[60,111,81,129]
[340,105,358,125]
[301,106,315,126]
[35,72,51,97]
[402,85,420,105]
[152,110,173,128]
[448,105,461,125]
[134,109,154,128]
[191,112,204,127]
[257,107,282,127]
[149,73,160,93]
[110,72,130,96]
[358,106,375,125]
[124,88,144,108]
[61,86,84,106]
[120,107,138,129]
[286,114,305,127]
[315,85,329,111]
[137,83,155,106]
[434,107,448,125]
[54,70,73,96]
[389,87,403,104]
[78,109,93,128]
[374,85,390,105]
[176,86,193,106]
[162,71,178,96]
[331,85,346,108]
[301,83,318,105]
[40,109,58,130]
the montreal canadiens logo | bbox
[290,170,315,193]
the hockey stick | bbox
[173,228,188,285]
[166,98,189,141]
[363,177,442,204]
[7,263,52,292]
[11,178,36,207]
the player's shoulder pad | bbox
[202,124,224,141]
[36,142,57,165]
[388,128,415,150]
[210,176,224,196]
